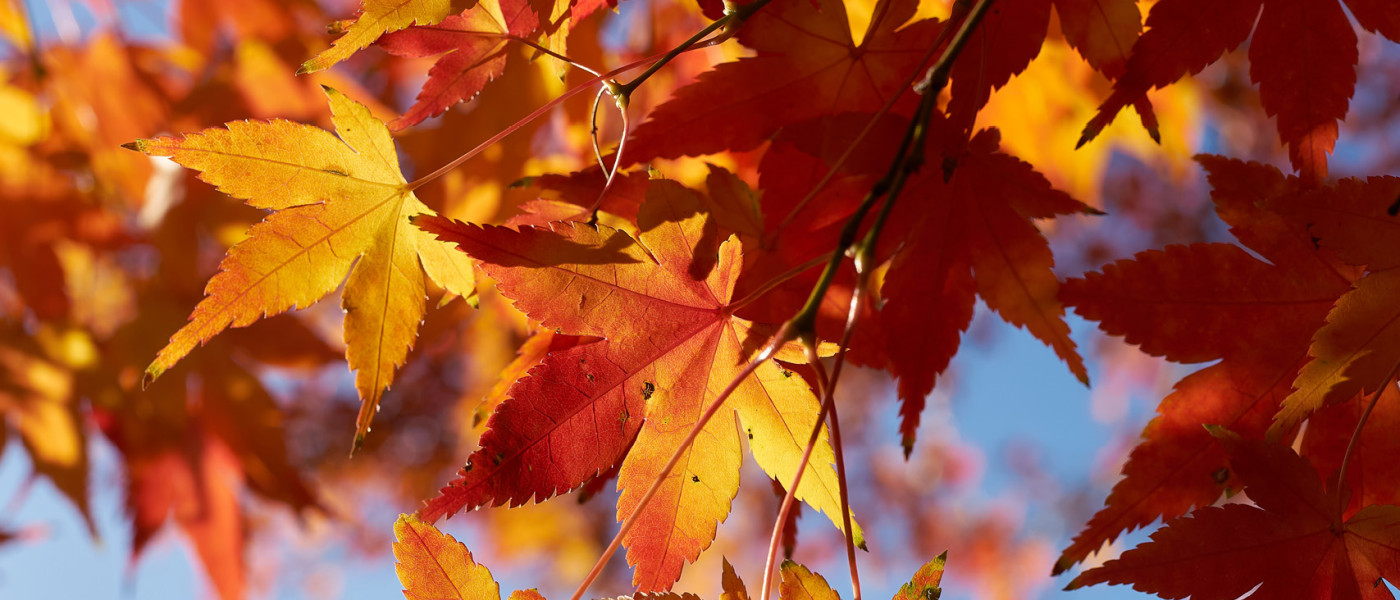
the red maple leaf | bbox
[378,0,539,130]
[622,0,942,163]
[1068,428,1400,599]
[1054,156,1358,572]
[1077,0,1400,184]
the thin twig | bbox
[402,52,668,192]
[1334,361,1400,519]
[759,347,835,600]
[727,251,836,312]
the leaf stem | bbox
[1334,360,1400,518]
[727,251,835,312]
[760,347,835,600]
[506,34,602,77]
[614,0,772,97]
[402,52,666,192]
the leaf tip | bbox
[349,432,366,457]
[141,363,163,390]
[1050,555,1074,577]
[121,140,144,152]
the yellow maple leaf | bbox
[125,85,474,450]
[299,0,453,74]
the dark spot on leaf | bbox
[493,453,504,466]
[1211,467,1230,485]
[643,381,655,400]
[585,372,595,382]
[1310,235,1322,250]
[1388,195,1400,216]
[781,369,792,378]
[692,475,700,483]
[463,460,473,474]
[747,428,754,440]
[321,167,348,177]
[923,588,941,600]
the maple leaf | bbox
[96,302,327,600]
[1077,0,1400,183]
[1054,155,1357,572]
[125,86,476,448]
[880,127,1092,452]
[1068,428,1400,599]
[377,0,538,130]
[394,513,502,600]
[622,0,942,163]
[394,514,553,600]
[1263,175,1400,434]
[779,561,840,600]
[416,178,861,591]
[299,0,453,74]
[1051,0,1141,79]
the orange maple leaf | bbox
[395,514,503,600]
[125,86,475,449]
[416,178,861,591]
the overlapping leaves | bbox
[416,178,861,590]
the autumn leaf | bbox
[395,514,502,600]
[1054,155,1356,572]
[1267,176,1400,434]
[880,127,1092,452]
[377,0,538,130]
[1077,0,1399,183]
[1051,0,1141,79]
[779,561,840,600]
[125,85,476,449]
[721,559,750,600]
[416,178,862,591]
[300,0,453,74]
[622,0,942,163]
[893,552,946,600]
[1068,428,1400,599]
